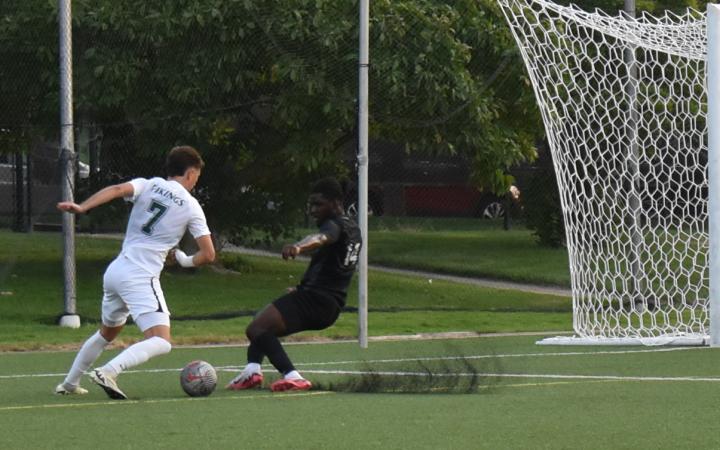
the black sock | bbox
[251,332,295,375]
[247,342,264,364]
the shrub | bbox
[523,157,565,248]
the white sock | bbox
[284,370,303,380]
[245,362,262,374]
[102,337,171,377]
[63,331,110,388]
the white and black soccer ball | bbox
[180,360,217,397]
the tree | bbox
[0,1,562,240]
[559,0,706,12]
[0,0,58,154]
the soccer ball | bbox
[180,360,217,397]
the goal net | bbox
[497,0,711,345]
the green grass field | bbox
[369,217,569,284]
[283,216,572,286]
[0,231,571,350]
[3,335,720,449]
[5,226,716,449]
[0,229,720,449]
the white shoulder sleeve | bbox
[187,199,211,238]
[124,178,149,203]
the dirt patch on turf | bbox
[0,331,565,353]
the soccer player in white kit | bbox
[54,146,215,400]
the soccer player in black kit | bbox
[226,177,362,392]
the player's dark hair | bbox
[311,177,344,201]
[165,146,204,177]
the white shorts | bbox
[101,256,171,331]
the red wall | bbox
[404,185,482,216]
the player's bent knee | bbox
[151,336,172,355]
[99,324,124,342]
[246,324,262,341]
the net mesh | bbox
[498,0,710,340]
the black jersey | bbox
[298,215,362,305]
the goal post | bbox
[708,3,720,347]
[498,0,719,345]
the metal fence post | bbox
[58,0,79,328]
[357,0,370,348]
[13,151,24,232]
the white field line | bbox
[409,379,620,392]
[300,369,720,383]
[286,345,708,367]
[0,382,616,413]
[0,331,572,355]
[0,391,332,412]
[0,346,709,381]
[492,379,621,389]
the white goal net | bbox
[498,0,712,344]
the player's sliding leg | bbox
[227,304,311,392]
[225,345,264,390]
[90,313,172,400]
[226,305,282,390]
[55,325,122,396]
[251,332,310,392]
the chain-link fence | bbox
[1,1,544,242]
[0,141,70,231]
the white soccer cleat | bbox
[54,383,89,395]
[89,368,128,400]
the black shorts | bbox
[273,289,342,335]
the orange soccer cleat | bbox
[225,372,263,391]
[270,377,312,392]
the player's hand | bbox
[167,249,179,266]
[57,202,86,214]
[286,286,297,293]
[282,244,300,260]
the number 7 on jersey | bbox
[141,201,169,235]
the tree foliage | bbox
[560,0,706,12]
[0,0,703,241]
[1,0,541,240]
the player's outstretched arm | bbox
[281,233,330,260]
[173,235,216,268]
[282,219,341,260]
[56,182,135,214]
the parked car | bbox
[0,153,89,185]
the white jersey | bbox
[120,177,210,276]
